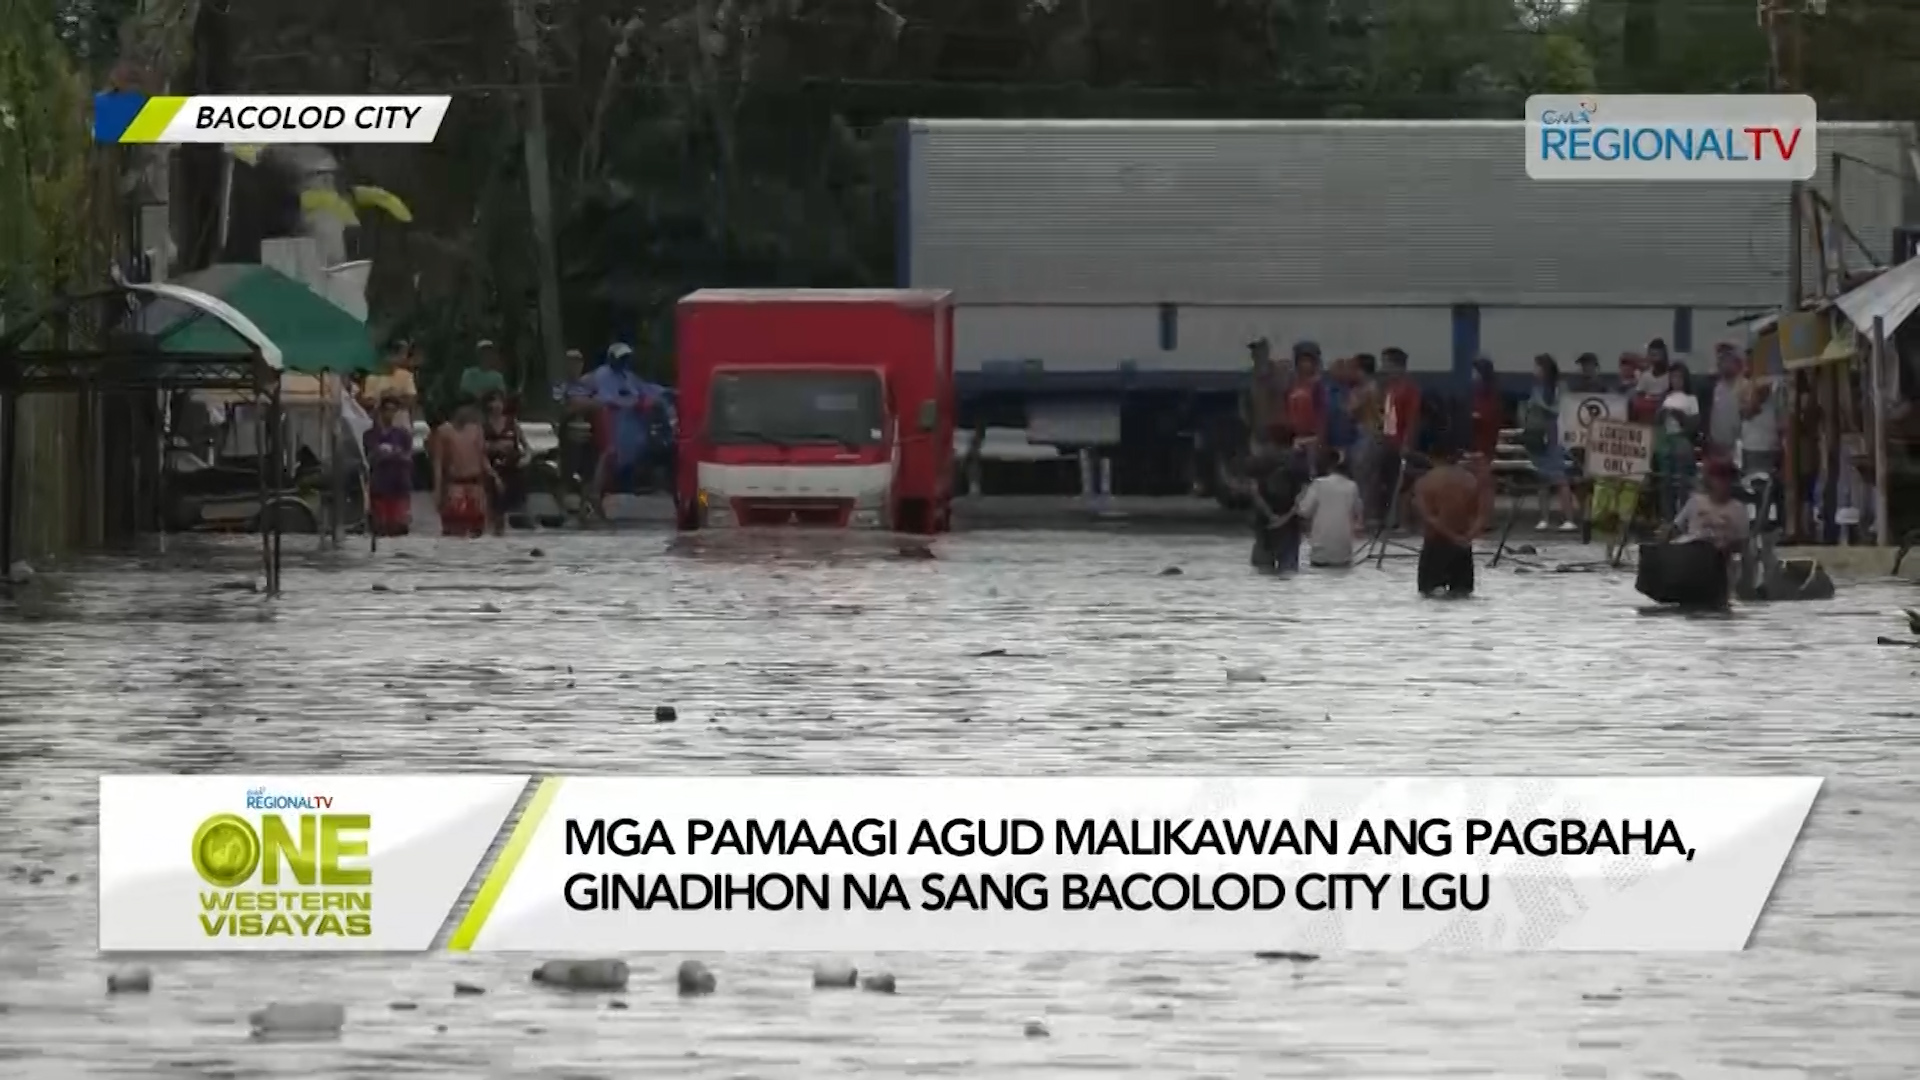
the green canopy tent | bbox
[147,263,379,375]
[146,265,381,557]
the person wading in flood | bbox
[363,392,414,537]
[433,404,495,538]
[1248,440,1306,573]
[482,390,527,536]
[1662,457,1749,599]
[1411,438,1481,598]
[1297,449,1364,568]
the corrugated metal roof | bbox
[907,120,1916,308]
[1835,257,1920,334]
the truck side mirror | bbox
[916,399,937,433]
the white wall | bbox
[955,302,1764,381]
[955,304,1456,375]
[1479,307,1675,371]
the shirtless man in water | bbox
[1410,441,1481,597]
[433,405,496,538]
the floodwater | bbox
[1,526,1916,1078]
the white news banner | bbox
[97,776,1820,953]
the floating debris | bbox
[812,960,858,989]
[676,959,716,996]
[453,981,485,996]
[531,958,629,991]
[248,1001,345,1038]
[859,972,897,994]
[1253,950,1319,963]
[1225,666,1266,683]
[1023,1019,1050,1038]
[107,967,151,994]
[1159,566,1184,576]
[654,705,678,723]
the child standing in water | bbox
[362,393,414,536]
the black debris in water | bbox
[1253,951,1319,963]
[1159,566,1183,576]
[677,960,716,996]
[453,981,485,996]
[654,705,677,723]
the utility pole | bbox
[1763,0,1805,309]
[507,0,567,399]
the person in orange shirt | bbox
[360,339,420,431]
[1283,342,1329,472]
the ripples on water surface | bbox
[0,528,1916,1078]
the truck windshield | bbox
[708,371,885,447]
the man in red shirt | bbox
[1377,347,1421,526]
[1284,341,1329,454]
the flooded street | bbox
[1,526,1916,1077]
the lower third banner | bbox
[97,775,1820,953]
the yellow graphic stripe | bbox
[120,96,188,142]
[448,776,561,951]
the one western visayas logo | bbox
[192,788,372,938]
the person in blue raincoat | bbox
[589,344,674,509]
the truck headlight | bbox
[698,491,733,525]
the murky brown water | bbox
[1,527,1917,1078]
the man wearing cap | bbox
[1566,352,1605,392]
[1663,456,1750,601]
[459,339,509,403]
[1589,352,1645,532]
[551,348,601,516]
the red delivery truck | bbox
[674,289,956,533]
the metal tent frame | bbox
[0,278,292,593]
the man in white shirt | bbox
[1297,453,1364,567]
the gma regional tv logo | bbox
[1526,94,1817,181]
[191,788,372,939]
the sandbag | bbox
[1635,543,1729,608]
